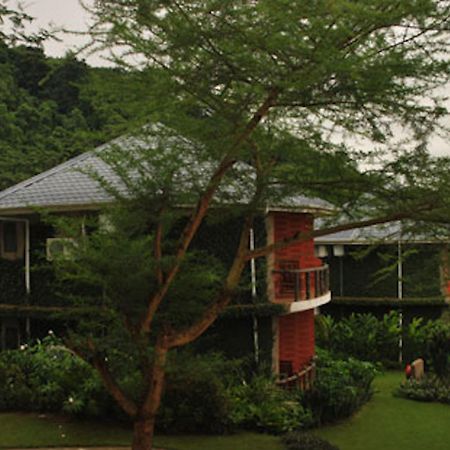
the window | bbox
[3,222,17,253]
[1,222,23,260]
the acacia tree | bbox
[0,1,51,45]
[57,2,450,449]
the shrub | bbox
[0,335,114,416]
[0,357,32,410]
[425,321,450,378]
[157,354,234,434]
[404,316,430,363]
[0,336,377,434]
[301,350,377,425]
[282,431,340,450]
[318,313,450,372]
[0,341,239,431]
[396,375,450,404]
[316,312,400,365]
[227,375,313,434]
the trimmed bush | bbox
[282,431,340,450]
[396,375,450,404]
[227,375,313,434]
[157,354,233,434]
[301,350,377,425]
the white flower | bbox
[68,397,74,404]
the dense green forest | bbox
[0,40,362,203]
[0,41,154,190]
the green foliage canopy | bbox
[83,0,450,219]
[44,2,450,448]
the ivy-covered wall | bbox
[193,314,274,370]
[0,214,271,311]
[192,213,268,305]
[0,222,59,306]
[0,259,26,304]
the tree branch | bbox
[166,215,253,349]
[141,88,279,333]
[165,161,269,349]
[66,339,138,418]
[246,207,437,261]
[154,219,163,286]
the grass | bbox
[2,372,449,449]
[0,413,132,448]
[0,413,282,450]
[317,371,450,450]
[155,433,283,450]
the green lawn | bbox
[317,371,450,450]
[0,413,131,448]
[0,413,282,450]
[1,372,449,450]
[155,433,283,450]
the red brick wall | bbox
[272,212,322,300]
[273,212,321,270]
[270,212,319,373]
[278,310,315,373]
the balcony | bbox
[273,264,331,312]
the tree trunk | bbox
[132,417,156,450]
[132,342,168,450]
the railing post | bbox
[314,271,319,298]
[305,272,310,299]
[320,269,326,296]
[273,264,329,302]
[294,272,299,302]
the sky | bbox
[15,0,97,61]
[8,0,450,158]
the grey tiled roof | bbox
[315,222,402,244]
[0,142,119,213]
[0,133,334,215]
[315,221,448,244]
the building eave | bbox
[316,238,450,245]
[0,202,108,217]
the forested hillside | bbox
[0,42,153,190]
[0,38,363,204]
